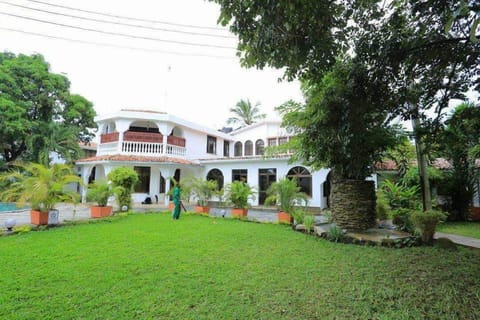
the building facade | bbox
[76,109,332,208]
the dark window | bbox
[223,141,230,157]
[207,169,224,190]
[268,138,277,147]
[287,166,312,197]
[129,126,159,133]
[255,139,265,155]
[207,136,217,154]
[232,169,248,183]
[258,168,277,205]
[278,136,288,145]
[244,140,253,156]
[134,166,150,193]
[234,142,243,157]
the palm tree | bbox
[27,122,82,166]
[227,99,266,127]
[0,162,81,212]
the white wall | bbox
[201,158,330,208]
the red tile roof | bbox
[75,154,196,165]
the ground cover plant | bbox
[437,222,480,239]
[1,213,479,319]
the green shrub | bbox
[321,209,333,223]
[13,225,32,234]
[291,208,306,224]
[391,208,414,232]
[107,167,138,210]
[303,215,315,234]
[376,192,389,220]
[183,177,218,207]
[411,210,447,244]
[86,179,118,207]
[381,179,419,210]
[327,224,344,242]
[226,181,255,209]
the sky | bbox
[0,0,303,129]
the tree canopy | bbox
[437,102,480,219]
[0,52,96,165]
[277,59,397,180]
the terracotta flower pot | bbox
[90,206,113,218]
[278,211,292,224]
[232,208,248,218]
[30,210,49,225]
[168,202,175,210]
[195,206,210,214]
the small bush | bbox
[107,167,138,210]
[376,192,389,221]
[322,209,333,223]
[327,224,344,242]
[13,225,31,234]
[411,210,447,244]
[291,208,306,224]
[303,215,315,234]
[391,208,414,232]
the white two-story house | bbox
[76,109,331,208]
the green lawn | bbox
[1,213,479,319]
[437,222,480,239]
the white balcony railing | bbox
[97,141,186,157]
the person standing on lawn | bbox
[172,184,182,220]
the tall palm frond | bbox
[227,99,266,127]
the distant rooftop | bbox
[120,109,166,114]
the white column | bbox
[81,165,94,203]
[162,167,174,205]
[150,166,161,200]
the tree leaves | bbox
[0,52,96,164]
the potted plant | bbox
[226,180,255,217]
[265,178,308,224]
[411,209,446,244]
[185,177,218,214]
[86,179,117,218]
[0,162,81,225]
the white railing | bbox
[166,144,186,157]
[97,142,118,156]
[122,141,164,155]
[120,141,186,157]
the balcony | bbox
[124,131,163,143]
[100,132,119,143]
[98,131,186,157]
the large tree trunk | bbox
[331,180,376,230]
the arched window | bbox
[244,140,253,156]
[206,169,224,190]
[255,139,265,155]
[287,166,312,197]
[234,142,243,157]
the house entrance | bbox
[258,168,277,205]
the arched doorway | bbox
[206,169,224,190]
[287,166,312,197]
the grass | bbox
[1,213,480,319]
[437,221,480,239]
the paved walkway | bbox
[434,232,480,249]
